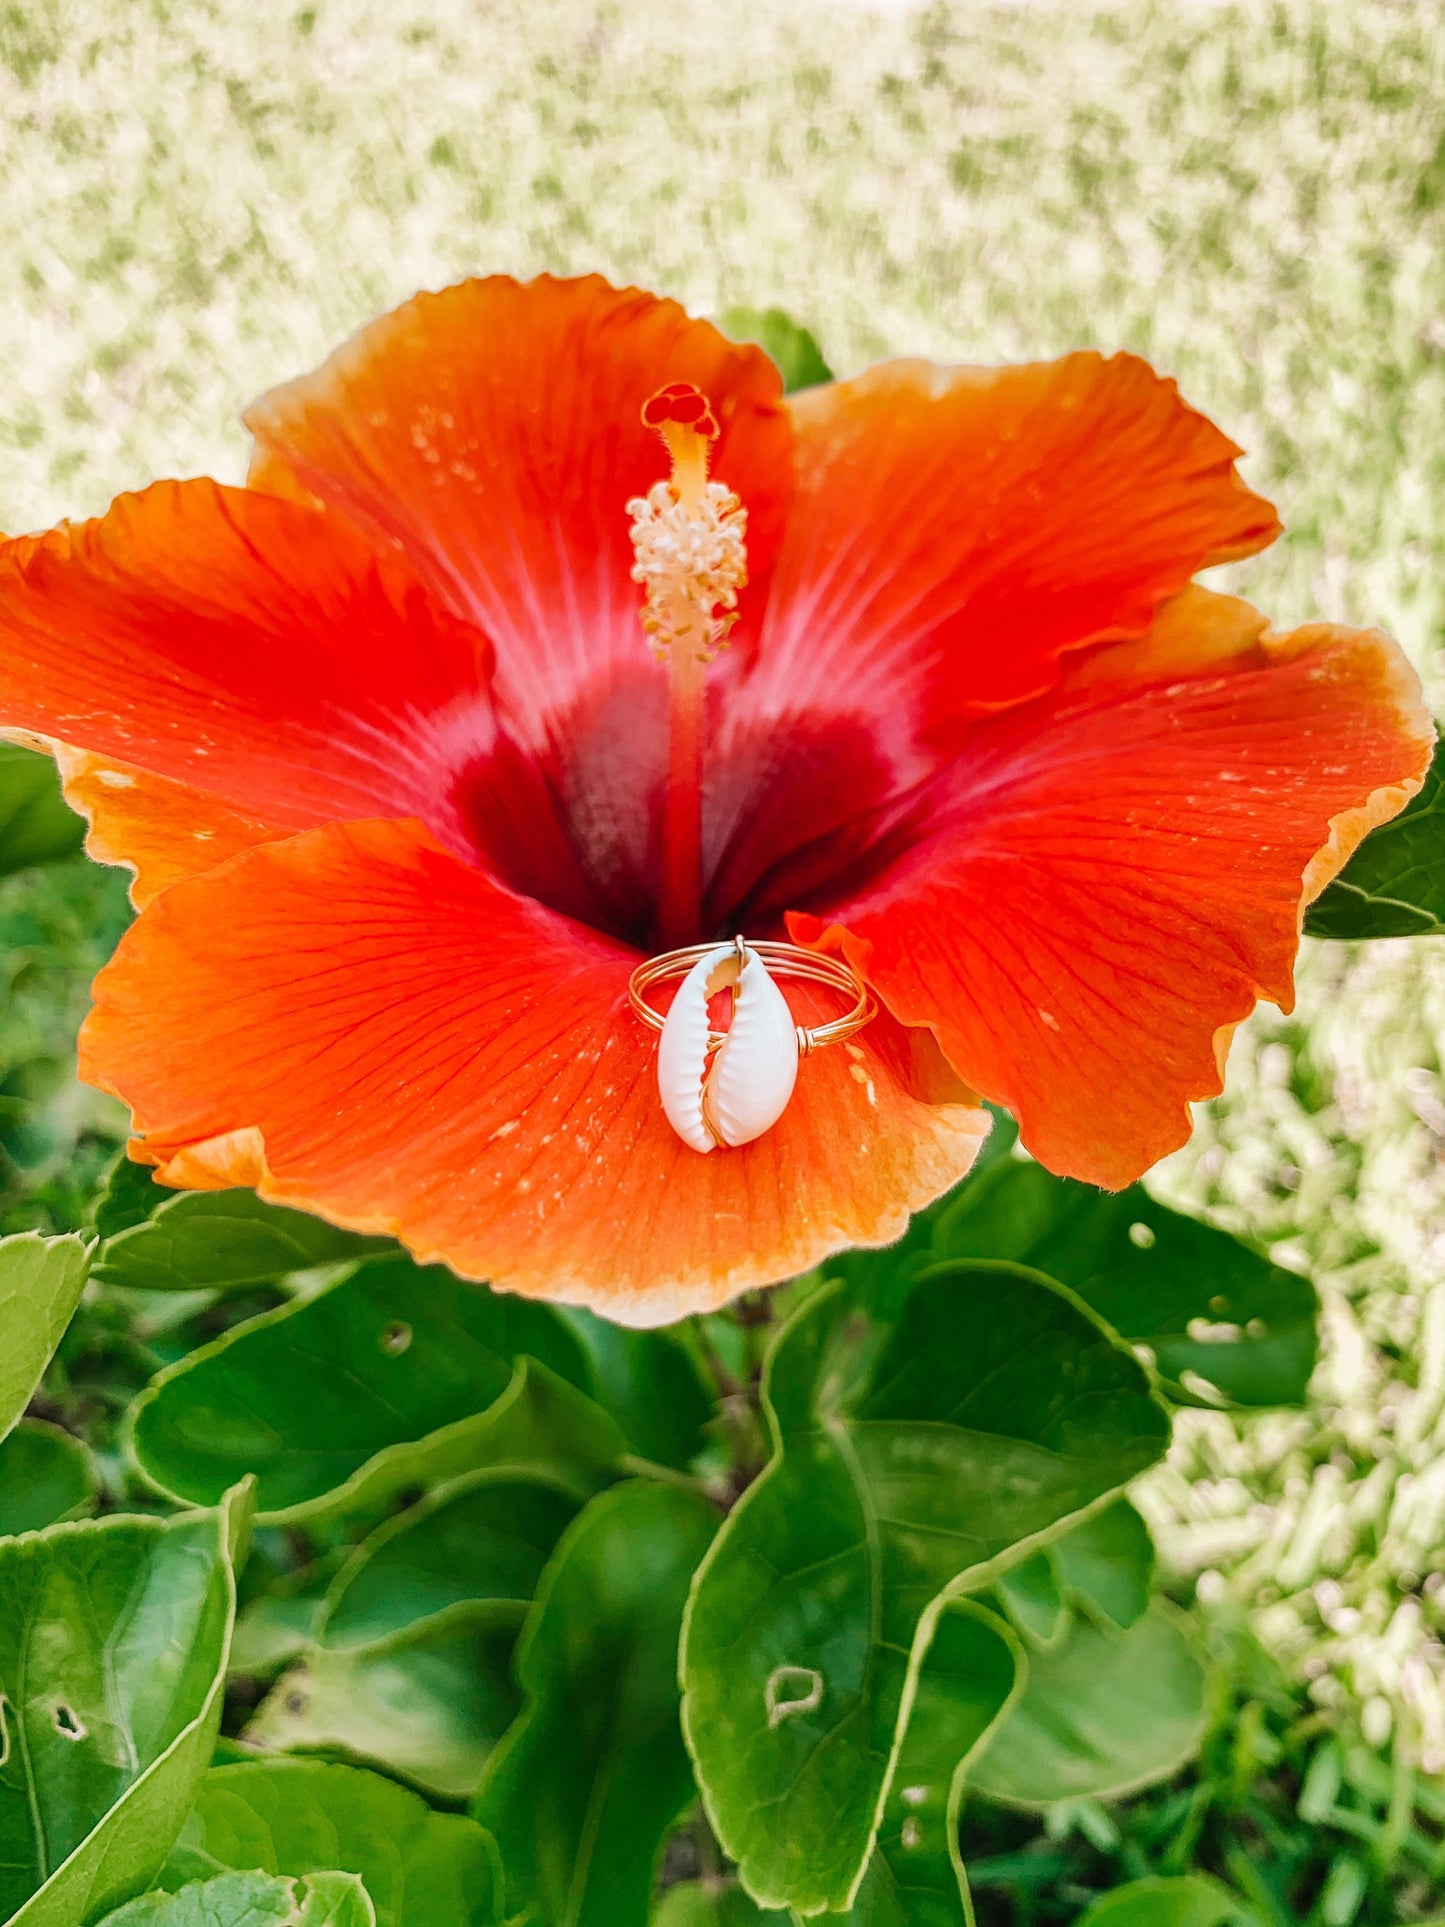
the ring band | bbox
[628,937,875,1057]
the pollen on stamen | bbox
[627,381,748,664]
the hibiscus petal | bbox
[52,748,280,908]
[738,351,1279,734]
[791,588,1434,1189]
[706,353,1281,929]
[0,480,497,842]
[243,273,793,751]
[81,819,988,1325]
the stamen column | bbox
[628,383,749,949]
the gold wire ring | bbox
[627,938,876,1058]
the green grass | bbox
[960,1613,1445,1925]
[2,0,1445,1819]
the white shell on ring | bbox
[656,943,800,1153]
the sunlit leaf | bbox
[246,1612,520,1801]
[933,1160,1317,1406]
[319,1469,580,1651]
[294,1873,375,1927]
[651,1885,773,1925]
[230,1590,325,1683]
[98,1869,307,1927]
[993,1552,1067,1650]
[128,1255,624,1521]
[1306,738,1445,937]
[969,1602,1205,1808]
[166,1759,501,1927]
[0,1483,251,1927]
[560,1307,714,1469]
[844,1600,1022,1927]
[716,306,833,392]
[0,744,84,879]
[95,1188,386,1292]
[1051,1499,1154,1632]
[98,1868,375,1927]
[680,1262,1169,1913]
[0,1231,90,1441]
[475,1481,719,1927]
[0,1418,98,1535]
[1073,1873,1243,1926]
[91,1155,173,1242]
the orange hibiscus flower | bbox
[0,275,1430,1324]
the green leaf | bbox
[843,1600,1022,1927]
[99,1869,376,1927]
[245,1473,612,1821]
[0,1418,99,1535]
[933,1161,1317,1406]
[1073,1874,1243,1926]
[319,1469,580,1651]
[293,1872,374,1927]
[128,1255,625,1521]
[716,306,834,392]
[0,1231,91,1440]
[820,1110,1015,1321]
[993,1553,1067,1650]
[969,1602,1205,1808]
[1050,1499,1154,1632]
[166,1758,501,1927]
[680,1262,1169,1913]
[0,744,85,878]
[99,1869,308,1926]
[230,1592,324,1682]
[1306,736,1445,937]
[561,1307,714,1469]
[0,1482,252,1926]
[475,1481,720,1927]
[95,1189,386,1293]
[651,1886,773,1926]
[246,1612,519,1801]
[91,1156,173,1242]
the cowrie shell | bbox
[656,942,800,1153]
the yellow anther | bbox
[627,383,748,664]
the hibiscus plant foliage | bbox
[3,755,1442,1927]
[0,300,1442,1927]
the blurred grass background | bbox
[3,0,1445,1811]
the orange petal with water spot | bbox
[82,818,989,1325]
[792,587,1433,1189]
[245,273,793,754]
[0,480,498,847]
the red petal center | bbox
[441,670,931,950]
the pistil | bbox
[628,383,748,947]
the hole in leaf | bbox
[380,1321,413,1356]
[901,1817,923,1850]
[52,1703,87,1741]
[1128,1221,1156,1249]
[765,1664,824,1728]
[285,1690,309,1715]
